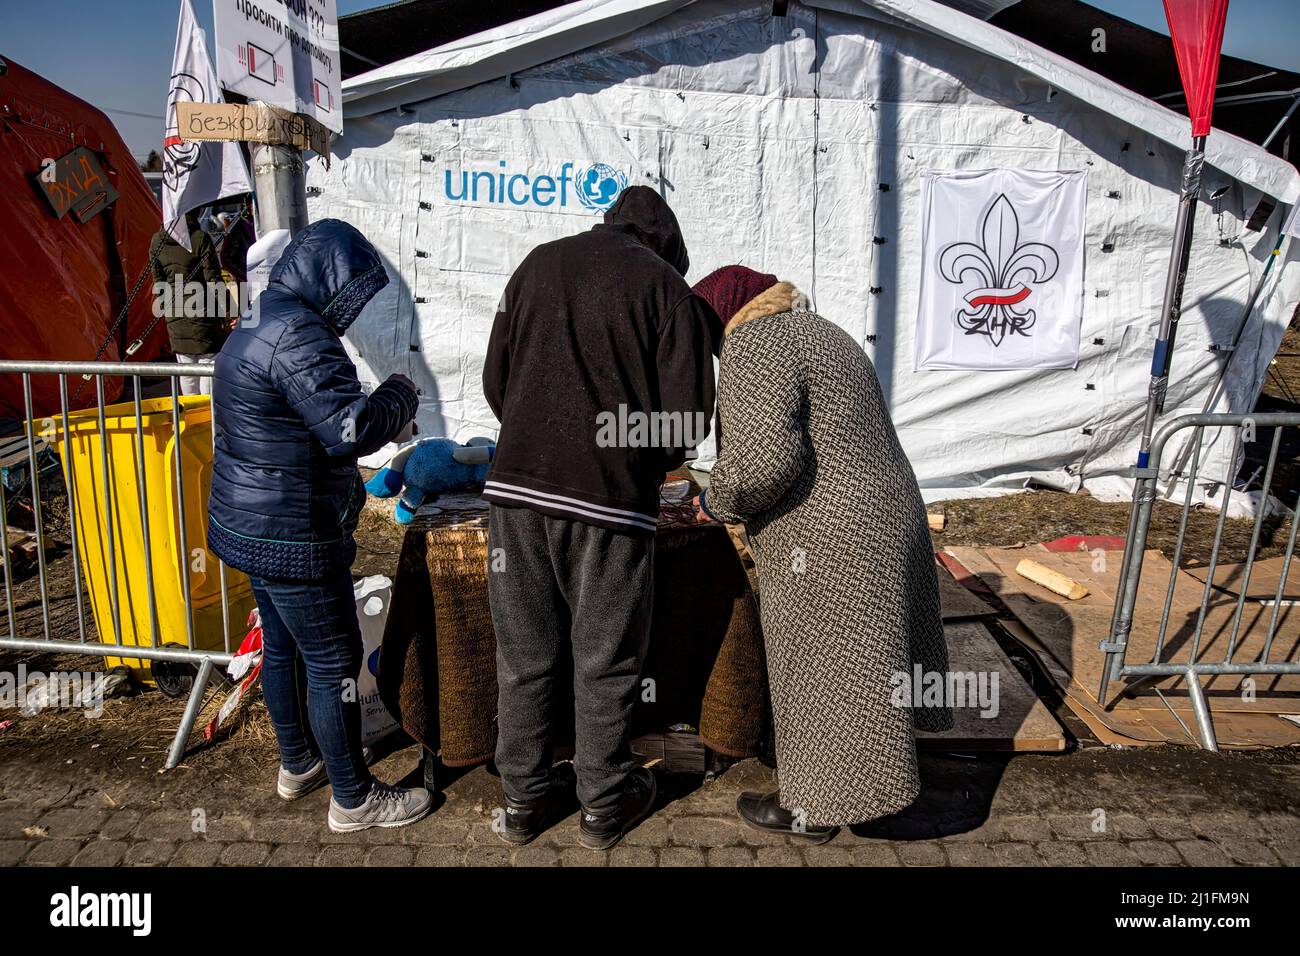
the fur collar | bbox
[725,281,809,336]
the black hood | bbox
[269,218,390,335]
[598,185,690,276]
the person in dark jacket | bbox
[482,186,717,850]
[150,210,234,396]
[208,218,430,833]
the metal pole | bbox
[170,379,196,652]
[1185,667,1220,752]
[1104,137,1209,705]
[21,374,52,641]
[1223,427,1282,662]
[1260,488,1300,663]
[95,376,123,646]
[211,399,231,653]
[132,379,161,649]
[165,656,214,770]
[0,481,15,638]
[1098,471,1159,705]
[250,128,308,236]
[57,375,88,642]
[0,637,231,665]
[0,360,215,377]
[1165,232,1285,491]
[1135,135,1207,471]
[1262,91,1300,150]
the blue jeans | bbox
[249,568,373,809]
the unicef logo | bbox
[576,163,628,212]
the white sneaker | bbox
[277,747,374,801]
[327,781,433,833]
[277,761,327,801]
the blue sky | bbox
[3,0,1298,162]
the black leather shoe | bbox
[737,790,839,844]
[499,774,578,846]
[579,767,658,850]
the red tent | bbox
[0,55,170,420]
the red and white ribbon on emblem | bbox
[962,283,1032,308]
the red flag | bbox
[1163,0,1231,137]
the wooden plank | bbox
[917,621,1066,752]
[1016,558,1089,599]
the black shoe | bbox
[737,790,839,844]
[579,767,658,850]
[499,776,578,846]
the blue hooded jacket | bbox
[207,219,418,581]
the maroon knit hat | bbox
[692,265,779,328]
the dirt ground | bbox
[1262,322,1300,407]
[934,491,1297,564]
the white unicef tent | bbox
[306,0,1300,503]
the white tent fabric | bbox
[309,0,1300,503]
[341,0,1300,204]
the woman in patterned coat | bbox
[693,266,951,840]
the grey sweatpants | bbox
[487,504,654,811]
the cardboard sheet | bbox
[1182,555,1300,602]
[949,545,1300,748]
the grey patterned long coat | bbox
[702,282,952,827]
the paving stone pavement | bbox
[1,740,1297,867]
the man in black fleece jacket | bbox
[482,186,717,849]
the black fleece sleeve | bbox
[354,376,420,458]
[655,292,717,472]
[483,291,511,422]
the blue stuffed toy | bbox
[364,437,496,524]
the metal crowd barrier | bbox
[1098,412,1300,751]
[0,359,236,769]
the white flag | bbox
[914,169,1087,371]
[163,0,252,251]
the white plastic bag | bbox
[354,575,400,747]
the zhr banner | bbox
[214,0,342,134]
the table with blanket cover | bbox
[377,489,771,791]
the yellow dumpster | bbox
[50,394,255,688]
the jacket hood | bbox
[599,185,690,276]
[269,219,390,334]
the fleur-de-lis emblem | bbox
[938,193,1059,347]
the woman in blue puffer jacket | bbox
[208,219,430,833]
